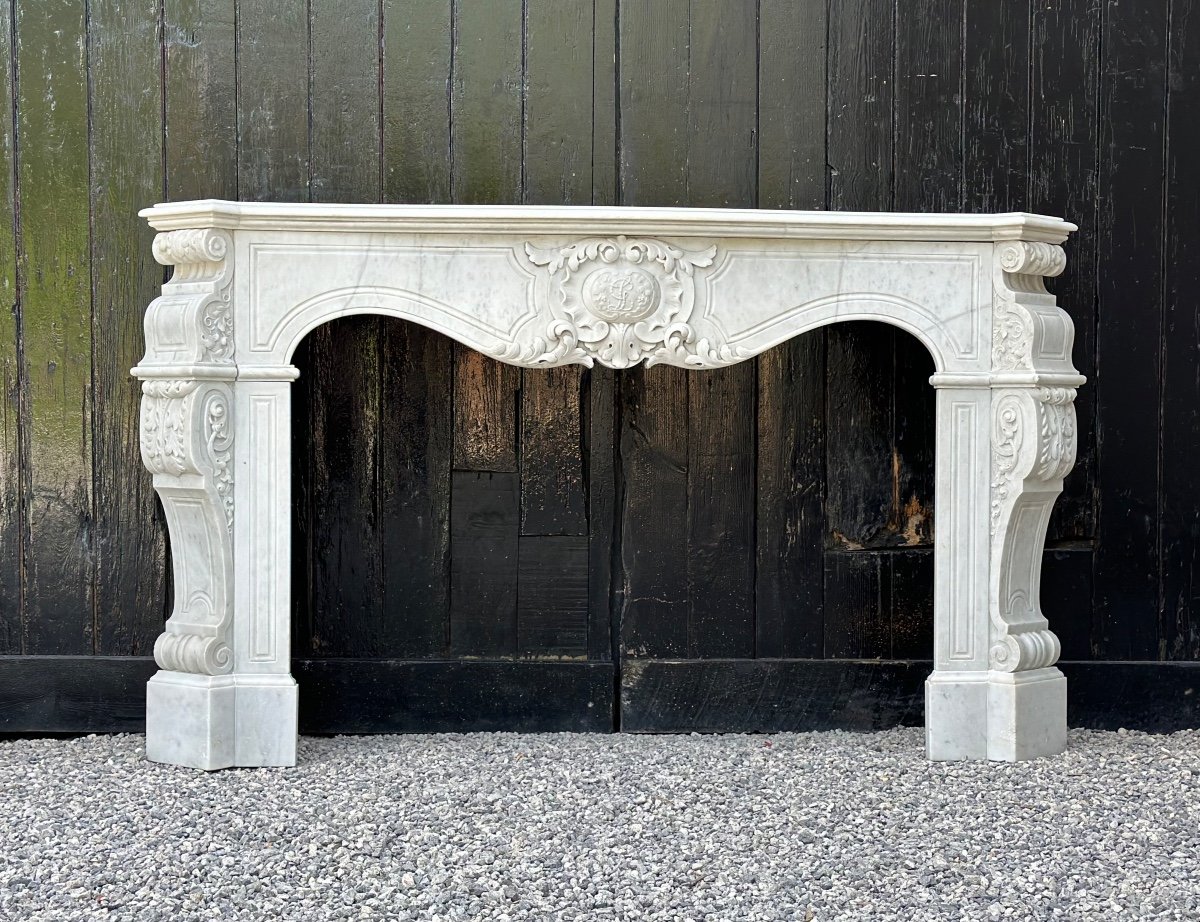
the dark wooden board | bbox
[300,0,385,658]
[755,0,828,660]
[449,471,519,655]
[1030,0,1101,542]
[297,659,614,733]
[517,535,589,656]
[88,0,168,656]
[617,366,689,658]
[163,0,236,201]
[621,658,929,733]
[13,0,94,655]
[0,0,21,653]
[5,656,1198,736]
[1160,0,1200,661]
[1093,2,1168,660]
[236,0,309,201]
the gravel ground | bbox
[1,728,1198,921]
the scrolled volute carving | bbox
[991,241,1069,373]
[989,628,1061,673]
[499,235,745,369]
[141,228,235,367]
[154,631,233,675]
[140,378,236,676]
[152,228,229,268]
[997,241,1066,279]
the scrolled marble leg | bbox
[984,385,1077,760]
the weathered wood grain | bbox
[449,471,519,655]
[237,0,308,202]
[1030,0,1100,543]
[1094,1,1168,660]
[755,0,828,659]
[0,0,21,653]
[88,0,168,655]
[382,0,452,205]
[14,0,94,654]
[163,0,236,201]
[1160,0,1200,661]
[302,0,385,657]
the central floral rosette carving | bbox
[498,235,743,369]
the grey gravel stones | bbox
[1,728,1198,920]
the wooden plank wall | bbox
[1,1,1198,703]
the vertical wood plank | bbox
[379,0,454,659]
[517,535,588,656]
[14,0,94,654]
[756,0,827,659]
[89,0,168,655]
[618,0,689,206]
[377,323,452,657]
[591,0,618,206]
[825,0,896,624]
[520,364,586,536]
[827,0,893,212]
[588,0,619,659]
[237,0,309,202]
[1029,0,1100,543]
[447,0,524,656]
[758,0,827,212]
[1160,0,1200,660]
[451,0,523,206]
[683,1,757,659]
[450,471,519,654]
[618,367,688,657]
[0,0,20,652]
[525,0,593,206]
[615,1,689,661]
[1093,0,1167,660]
[382,0,452,204]
[962,0,1030,213]
[303,0,384,656]
[163,0,237,201]
[894,0,963,213]
[586,365,616,661]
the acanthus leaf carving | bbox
[140,378,236,677]
[987,386,1077,674]
[497,235,746,369]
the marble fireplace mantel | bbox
[132,201,1082,770]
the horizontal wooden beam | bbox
[1,657,1196,735]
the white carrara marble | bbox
[132,201,1083,769]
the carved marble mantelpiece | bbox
[133,201,1082,769]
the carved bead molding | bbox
[495,236,744,369]
[144,228,235,366]
[988,386,1077,673]
[140,378,235,676]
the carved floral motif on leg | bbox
[140,379,236,675]
[988,386,1077,673]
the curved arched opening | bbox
[284,305,939,728]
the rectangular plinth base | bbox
[925,667,1067,761]
[146,671,298,770]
